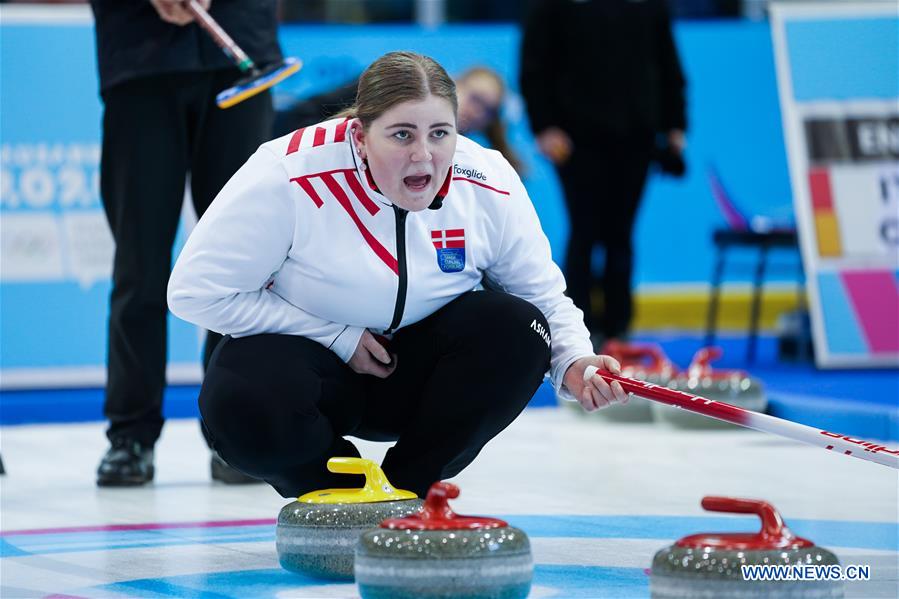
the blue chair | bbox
[703,166,803,363]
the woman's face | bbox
[353,94,457,212]
[456,72,503,134]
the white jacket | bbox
[168,117,593,399]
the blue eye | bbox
[393,130,410,141]
[432,130,448,139]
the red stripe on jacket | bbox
[320,172,398,275]
[290,176,324,208]
[312,127,327,147]
[451,177,509,196]
[286,128,306,154]
[334,119,349,143]
[343,170,380,216]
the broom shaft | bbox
[587,367,899,469]
[184,0,255,72]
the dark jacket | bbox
[520,0,687,141]
[90,0,282,92]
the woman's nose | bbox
[410,140,432,162]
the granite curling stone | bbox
[653,347,767,428]
[355,481,532,599]
[651,496,843,599]
[276,457,423,579]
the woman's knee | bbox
[474,292,551,363]
[199,365,334,476]
[199,335,345,477]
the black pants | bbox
[198,291,551,498]
[100,70,274,446]
[557,133,654,339]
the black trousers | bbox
[557,133,654,339]
[198,291,551,498]
[100,70,274,446]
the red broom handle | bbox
[585,366,899,470]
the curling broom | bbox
[185,0,301,109]
[584,366,899,469]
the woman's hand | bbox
[535,127,573,165]
[150,0,210,26]
[348,330,397,379]
[563,355,629,412]
[667,129,686,155]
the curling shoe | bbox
[211,450,262,485]
[97,438,154,487]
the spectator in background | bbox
[455,67,522,173]
[520,0,687,344]
[91,0,281,487]
[274,65,522,172]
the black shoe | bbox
[210,451,262,485]
[97,438,154,487]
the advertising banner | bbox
[771,1,899,367]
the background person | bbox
[91,0,281,486]
[520,0,688,344]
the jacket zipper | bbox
[384,206,408,335]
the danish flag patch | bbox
[431,229,465,273]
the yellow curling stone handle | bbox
[297,457,418,504]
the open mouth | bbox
[403,174,431,192]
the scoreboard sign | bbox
[771,2,899,367]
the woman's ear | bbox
[352,121,366,160]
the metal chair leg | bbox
[705,247,726,348]
[747,244,769,363]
